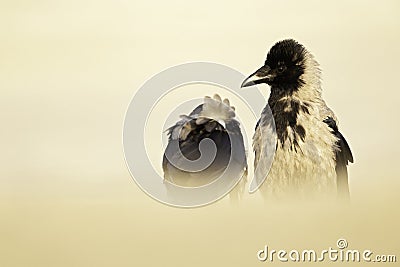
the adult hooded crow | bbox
[241,39,353,199]
[163,94,247,195]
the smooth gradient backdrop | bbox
[1,0,399,266]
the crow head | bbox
[241,39,317,94]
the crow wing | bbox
[324,117,354,199]
[251,106,277,192]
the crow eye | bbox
[277,65,285,73]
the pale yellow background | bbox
[1,0,399,266]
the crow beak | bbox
[241,65,273,88]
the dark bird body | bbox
[163,95,247,188]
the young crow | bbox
[241,39,353,200]
[163,94,247,191]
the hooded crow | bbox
[163,94,247,191]
[241,39,353,199]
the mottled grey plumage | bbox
[242,39,353,199]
